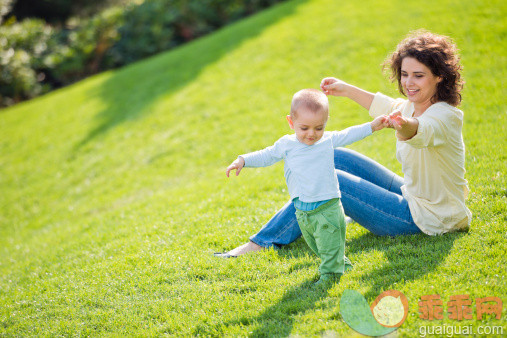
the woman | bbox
[216,30,472,258]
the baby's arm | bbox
[330,116,388,148]
[226,136,287,177]
[226,156,245,177]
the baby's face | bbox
[290,110,328,146]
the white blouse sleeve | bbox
[369,92,406,118]
[402,104,459,148]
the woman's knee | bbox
[334,147,360,164]
[334,148,364,173]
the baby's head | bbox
[287,89,329,145]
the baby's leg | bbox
[295,208,319,257]
[313,200,347,276]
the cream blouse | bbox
[369,92,472,235]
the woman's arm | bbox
[320,77,375,110]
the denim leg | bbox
[249,200,302,248]
[249,148,420,248]
[337,169,421,236]
[334,148,403,194]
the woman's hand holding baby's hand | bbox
[320,77,348,96]
[226,157,245,177]
[371,115,390,132]
[388,110,418,141]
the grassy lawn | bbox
[1,0,506,336]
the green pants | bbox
[295,198,348,276]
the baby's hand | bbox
[226,157,245,177]
[371,115,389,132]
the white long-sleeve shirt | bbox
[240,123,372,203]
[369,92,472,235]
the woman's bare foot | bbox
[226,241,264,256]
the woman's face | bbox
[400,57,442,107]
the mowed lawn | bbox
[1,0,506,336]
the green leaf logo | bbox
[340,289,409,336]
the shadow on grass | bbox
[199,231,464,336]
[346,230,467,300]
[276,238,316,272]
[73,0,307,150]
[193,278,333,337]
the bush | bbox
[107,0,286,67]
[0,19,53,106]
[0,0,286,108]
[107,1,176,66]
[44,7,124,85]
[0,0,14,24]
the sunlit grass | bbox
[1,0,506,335]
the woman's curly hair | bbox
[384,30,464,106]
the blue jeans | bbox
[249,148,421,248]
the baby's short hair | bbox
[290,89,329,119]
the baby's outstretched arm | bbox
[370,115,389,132]
[226,156,245,177]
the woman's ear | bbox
[286,115,295,129]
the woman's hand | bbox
[388,111,419,141]
[226,157,245,177]
[320,77,349,96]
[320,77,375,110]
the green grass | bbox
[1,0,506,336]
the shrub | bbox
[0,0,14,24]
[44,7,124,85]
[107,0,286,67]
[107,1,176,67]
[0,19,53,106]
[0,0,286,107]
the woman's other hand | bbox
[320,77,349,96]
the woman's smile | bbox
[401,57,442,113]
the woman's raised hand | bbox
[320,77,349,96]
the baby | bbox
[226,89,386,285]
